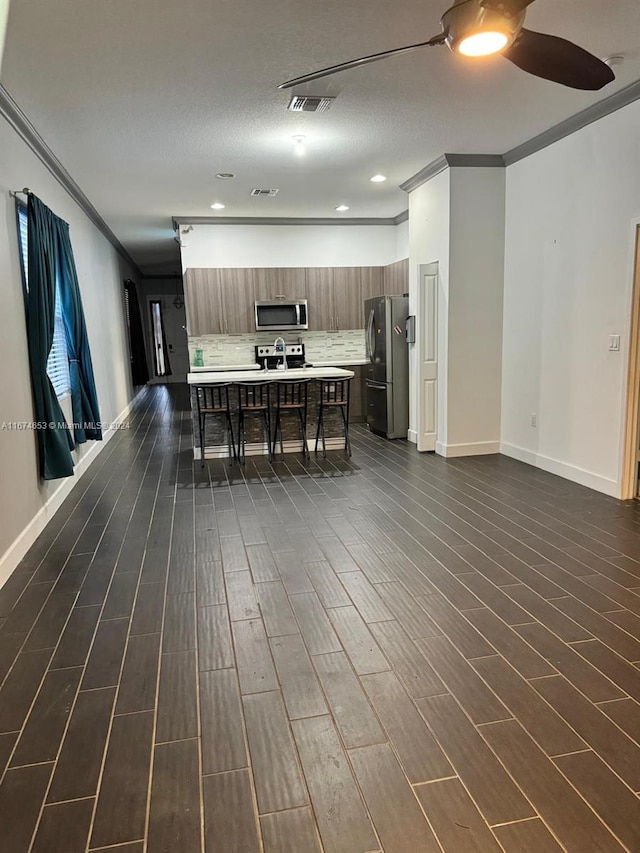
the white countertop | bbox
[188,366,354,384]
[190,363,260,372]
[311,358,368,367]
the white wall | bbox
[181,223,403,269]
[408,169,451,444]
[447,167,504,452]
[408,167,505,455]
[502,99,640,497]
[395,219,409,262]
[0,116,135,582]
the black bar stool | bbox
[315,378,352,457]
[194,384,236,467]
[272,380,310,459]
[236,382,272,464]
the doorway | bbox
[146,295,189,383]
[123,279,150,386]
[415,262,439,452]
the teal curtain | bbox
[57,221,102,443]
[26,195,75,479]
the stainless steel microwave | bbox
[254,299,308,331]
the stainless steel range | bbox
[255,343,306,370]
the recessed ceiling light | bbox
[370,174,387,183]
[216,173,235,179]
[335,205,350,212]
[210,202,225,210]
[292,135,306,156]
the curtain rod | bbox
[9,187,31,199]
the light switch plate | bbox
[609,334,620,351]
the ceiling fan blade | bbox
[278,33,446,89]
[503,28,615,90]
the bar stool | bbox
[315,378,352,457]
[194,384,236,468]
[272,380,310,459]
[236,382,272,464]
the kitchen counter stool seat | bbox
[272,379,310,459]
[236,381,272,463]
[194,383,236,467]
[315,378,351,457]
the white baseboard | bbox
[500,441,620,498]
[435,440,501,458]
[0,392,138,589]
[407,429,417,444]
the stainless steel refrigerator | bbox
[364,295,409,439]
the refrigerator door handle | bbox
[365,309,375,361]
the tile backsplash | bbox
[188,330,366,367]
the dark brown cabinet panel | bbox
[305,268,334,331]
[184,268,223,336]
[185,261,407,335]
[185,268,255,335]
[218,270,255,334]
[254,268,306,302]
[359,267,384,326]
[332,268,362,332]
[383,259,408,295]
[311,267,383,332]
[332,365,364,422]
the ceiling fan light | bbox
[442,1,524,59]
[458,30,509,57]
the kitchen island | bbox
[187,366,354,384]
[188,366,355,459]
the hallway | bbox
[1,384,640,852]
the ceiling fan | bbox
[279,0,615,91]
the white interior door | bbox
[417,264,438,451]
[147,295,189,383]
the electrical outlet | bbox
[530,414,537,428]
[217,341,224,351]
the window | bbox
[17,204,71,399]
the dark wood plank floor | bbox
[1,384,640,852]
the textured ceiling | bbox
[3,0,640,274]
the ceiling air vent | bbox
[250,188,279,197]
[287,95,335,113]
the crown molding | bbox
[399,155,449,193]
[503,78,640,165]
[400,153,505,193]
[1,84,142,277]
[172,214,408,228]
